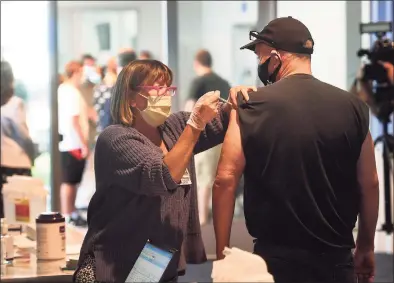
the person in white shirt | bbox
[1,61,36,218]
[58,60,89,226]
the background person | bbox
[1,60,36,218]
[80,54,99,149]
[94,50,137,137]
[102,56,118,87]
[350,60,394,118]
[184,49,232,224]
[58,60,90,226]
[139,50,153,60]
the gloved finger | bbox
[202,91,215,98]
[226,91,238,109]
[213,90,220,99]
[206,90,220,103]
[241,89,250,101]
[229,88,238,101]
[211,99,219,109]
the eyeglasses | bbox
[138,86,177,97]
[249,31,276,47]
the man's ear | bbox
[269,50,282,70]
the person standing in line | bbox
[80,54,99,149]
[1,61,36,218]
[213,17,379,283]
[101,56,118,87]
[94,50,137,137]
[184,49,233,225]
[139,50,153,60]
[184,49,231,111]
[58,60,90,226]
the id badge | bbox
[125,240,176,282]
[180,169,192,186]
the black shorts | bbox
[61,151,86,185]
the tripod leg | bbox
[382,142,394,234]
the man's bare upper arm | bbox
[357,131,379,190]
[216,109,246,182]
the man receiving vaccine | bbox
[213,17,379,283]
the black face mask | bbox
[257,57,282,86]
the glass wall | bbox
[57,0,164,210]
[1,1,53,203]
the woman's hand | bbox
[187,91,220,131]
[227,85,257,110]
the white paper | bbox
[211,247,274,282]
[66,244,82,255]
[13,234,36,249]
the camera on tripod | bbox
[357,21,394,85]
[357,22,394,122]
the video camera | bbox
[357,22,394,121]
[357,21,394,85]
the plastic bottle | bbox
[1,218,14,263]
[36,212,66,260]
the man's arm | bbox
[212,109,246,260]
[356,131,379,251]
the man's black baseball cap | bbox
[240,16,314,55]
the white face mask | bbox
[82,66,101,84]
[139,95,172,127]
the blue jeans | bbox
[254,240,355,283]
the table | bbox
[1,225,86,283]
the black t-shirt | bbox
[238,74,369,252]
[189,72,231,101]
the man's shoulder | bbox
[312,79,369,109]
[215,74,231,89]
[247,84,284,102]
[191,76,205,86]
[1,96,24,110]
[205,72,229,85]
